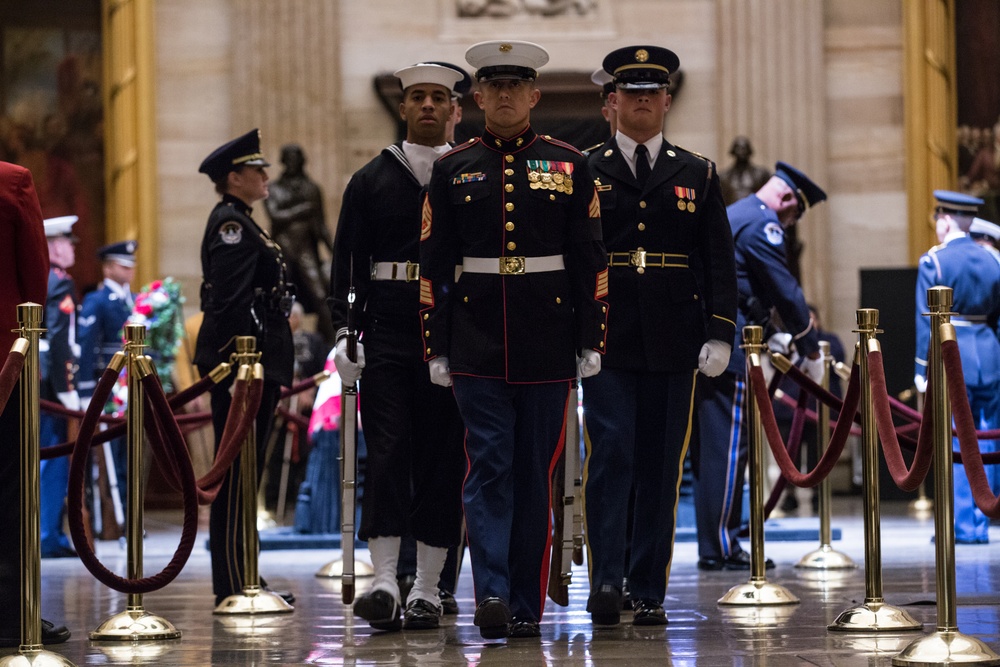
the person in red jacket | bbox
[0,161,71,647]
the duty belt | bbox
[462,255,565,275]
[951,314,988,327]
[608,250,689,273]
[371,261,420,282]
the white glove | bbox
[429,356,452,387]
[333,338,365,385]
[800,354,826,383]
[698,340,732,377]
[57,390,81,412]
[80,395,93,413]
[914,374,927,394]
[577,349,602,379]
[767,332,793,355]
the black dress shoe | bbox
[508,617,541,638]
[403,598,441,630]
[632,599,668,626]
[397,574,416,602]
[259,577,295,604]
[697,557,725,571]
[723,550,774,571]
[354,589,402,631]
[439,589,459,615]
[0,619,71,648]
[621,578,633,611]
[474,597,511,639]
[586,584,622,625]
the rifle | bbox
[548,380,580,606]
[340,278,359,605]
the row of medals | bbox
[528,170,574,194]
[678,199,696,212]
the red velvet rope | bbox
[749,361,861,488]
[774,392,864,438]
[762,388,809,517]
[279,374,323,400]
[0,349,25,414]
[942,339,1000,519]
[67,367,200,593]
[276,404,310,433]
[868,349,935,491]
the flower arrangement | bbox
[126,277,186,392]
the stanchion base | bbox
[315,558,374,579]
[718,579,800,606]
[892,630,1000,666]
[795,545,857,570]
[828,600,922,632]
[0,649,78,666]
[89,607,182,641]
[213,588,294,615]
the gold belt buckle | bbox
[500,256,526,275]
[629,249,647,269]
[405,261,420,282]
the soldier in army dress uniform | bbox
[419,40,608,640]
[581,46,738,627]
[194,129,295,605]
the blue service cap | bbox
[603,45,679,90]
[466,40,549,82]
[970,217,1000,241]
[423,61,472,98]
[199,129,270,182]
[44,215,79,240]
[933,189,982,215]
[774,162,827,211]
[97,240,138,267]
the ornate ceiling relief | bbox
[456,0,597,18]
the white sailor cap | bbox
[465,40,549,82]
[44,215,79,240]
[970,217,1000,241]
[394,63,464,93]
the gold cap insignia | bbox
[635,49,649,63]
[499,43,513,52]
[666,150,676,157]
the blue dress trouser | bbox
[954,382,1000,543]
[451,376,569,622]
[39,412,71,554]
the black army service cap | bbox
[603,45,679,90]
[466,40,549,82]
[198,128,270,182]
[97,240,138,267]
[774,161,827,211]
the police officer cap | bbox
[465,40,549,82]
[423,61,473,98]
[970,217,1000,241]
[97,240,139,267]
[43,215,79,240]
[198,129,271,182]
[394,63,465,95]
[602,45,679,90]
[774,162,827,210]
[591,67,615,97]
[933,189,982,215]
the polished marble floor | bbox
[7,497,1000,666]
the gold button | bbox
[599,341,604,348]
[424,330,430,338]
[505,203,514,212]
[507,241,516,251]
[426,347,432,354]
[555,297,561,304]
[601,323,605,330]
[423,313,429,320]
[505,168,514,176]
[465,195,471,202]
[637,267,645,275]
[550,194,555,200]
[639,201,647,209]
[638,223,646,231]
[464,296,469,302]
[505,155,514,163]
[505,184,514,192]
[505,222,515,231]
[602,306,607,313]
[693,294,699,300]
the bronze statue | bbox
[265,144,336,344]
[720,136,771,206]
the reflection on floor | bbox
[7,497,999,666]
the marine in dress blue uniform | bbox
[193,130,296,603]
[40,215,81,558]
[419,40,609,640]
[329,63,467,632]
[581,45,738,626]
[915,191,1000,543]
[694,162,827,570]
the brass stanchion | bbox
[892,287,1000,665]
[829,309,921,632]
[0,303,76,666]
[910,387,933,515]
[719,325,799,607]
[91,324,181,640]
[796,341,856,570]
[215,336,293,614]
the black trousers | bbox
[356,318,465,548]
[202,369,281,599]
[0,387,20,630]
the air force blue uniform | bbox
[915,234,1000,543]
[77,280,133,398]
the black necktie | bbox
[634,144,651,185]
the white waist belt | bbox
[371,261,419,282]
[462,255,565,275]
